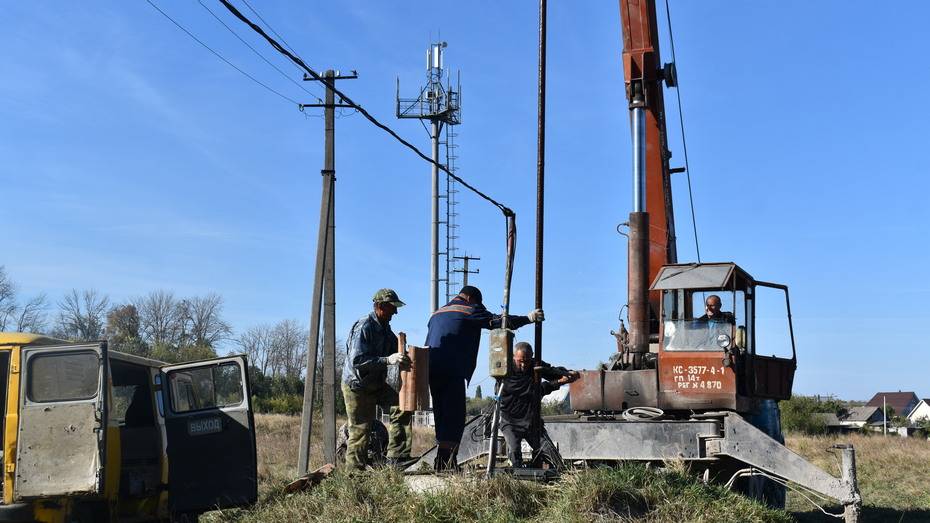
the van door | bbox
[15,343,107,500]
[160,356,256,513]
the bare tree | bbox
[55,289,110,341]
[179,294,232,349]
[269,319,308,379]
[0,266,16,331]
[15,293,48,333]
[237,324,274,375]
[135,290,182,347]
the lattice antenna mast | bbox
[396,42,471,310]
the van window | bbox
[168,362,243,413]
[27,352,99,402]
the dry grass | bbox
[785,432,930,521]
[206,416,930,522]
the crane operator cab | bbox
[569,262,797,423]
[652,262,797,413]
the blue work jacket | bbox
[424,297,531,382]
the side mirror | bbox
[735,326,747,351]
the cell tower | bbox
[397,42,477,310]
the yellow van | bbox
[0,333,257,522]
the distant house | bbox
[843,406,885,430]
[907,399,930,425]
[816,406,884,433]
[866,391,920,418]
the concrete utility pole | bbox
[453,254,480,287]
[297,69,357,475]
[396,42,462,312]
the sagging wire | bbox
[197,0,324,104]
[146,0,301,106]
[216,0,514,219]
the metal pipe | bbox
[632,106,646,212]
[534,0,547,368]
[627,211,650,364]
[431,120,440,312]
[485,380,503,477]
[500,213,516,329]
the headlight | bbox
[716,333,731,349]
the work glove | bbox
[526,309,545,323]
[386,352,411,369]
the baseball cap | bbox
[372,288,405,308]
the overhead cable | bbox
[216,0,513,217]
[146,0,301,107]
[197,0,323,103]
[664,0,701,262]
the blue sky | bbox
[2,1,928,400]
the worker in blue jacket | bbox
[425,285,544,470]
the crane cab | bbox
[651,263,797,412]
[569,262,796,415]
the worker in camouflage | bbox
[341,288,413,470]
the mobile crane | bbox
[409,1,863,520]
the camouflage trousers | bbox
[341,382,412,470]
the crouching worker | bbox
[341,289,413,470]
[499,342,579,469]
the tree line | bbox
[0,265,343,414]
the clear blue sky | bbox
[2,1,928,400]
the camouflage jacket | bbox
[342,312,399,391]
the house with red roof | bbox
[866,391,920,418]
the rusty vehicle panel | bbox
[657,352,739,411]
[570,370,657,411]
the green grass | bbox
[203,415,930,522]
[206,464,790,523]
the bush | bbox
[253,394,304,415]
[780,395,848,434]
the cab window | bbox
[168,362,243,413]
[662,290,745,351]
[27,351,99,402]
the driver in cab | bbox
[698,294,734,323]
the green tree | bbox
[780,395,832,434]
[475,385,483,399]
[107,304,148,356]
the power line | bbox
[216,0,513,217]
[197,0,323,103]
[664,0,701,262]
[146,0,301,107]
[239,0,302,61]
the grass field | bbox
[205,415,930,522]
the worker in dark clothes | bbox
[425,285,544,470]
[500,342,579,468]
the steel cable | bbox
[663,0,701,262]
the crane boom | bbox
[619,0,677,342]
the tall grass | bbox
[205,415,930,522]
[212,466,788,523]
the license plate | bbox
[188,416,223,436]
